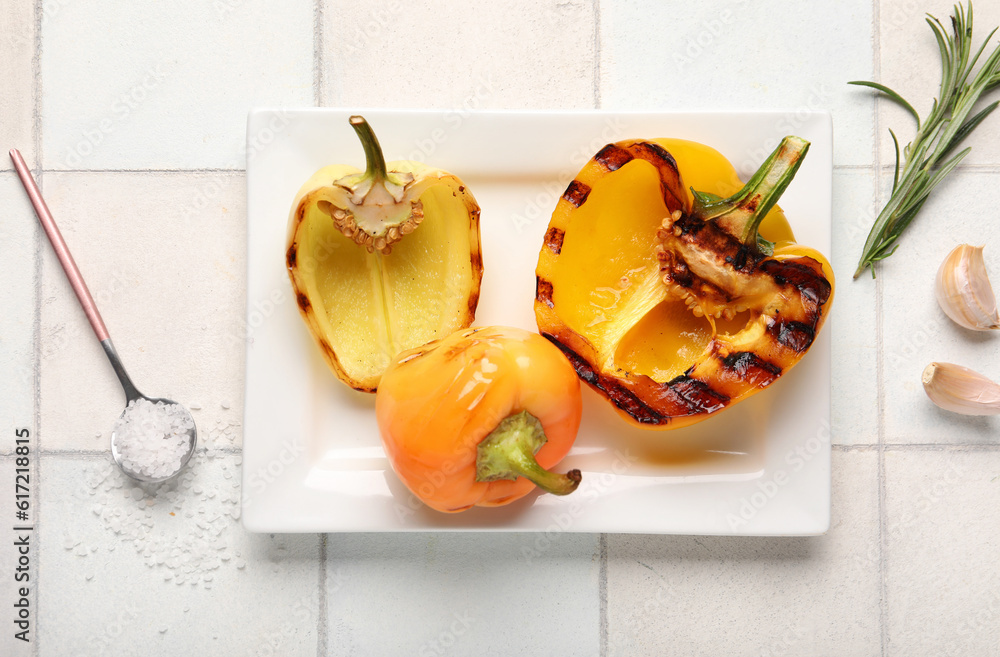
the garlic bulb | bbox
[935,244,1000,330]
[922,362,1000,416]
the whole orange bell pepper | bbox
[375,326,583,513]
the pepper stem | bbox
[349,115,389,183]
[476,411,581,496]
[690,135,810,255]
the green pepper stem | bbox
[476,411,581,496]
[691,135,810,254]
[349,115,389,184]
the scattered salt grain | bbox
[112,399,193,480]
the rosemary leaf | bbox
[851,2,1000,278]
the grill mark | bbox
[759,258,832,307]
[595,144,633,171]
[664,375,729,414]
[286,243,297,268]
[562,180,592,207]
[296,292,311,312]
[541,334,666,425]
[770,320,816,353]
[719,351,782,387]
[544,227,565,255]
[535,277,554,308]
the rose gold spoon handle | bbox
[10,149,110,341]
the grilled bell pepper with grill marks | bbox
[534,136,834,429]
[286,115,482,392]
[375,326,583,513]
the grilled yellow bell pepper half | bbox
[534,136,834,429]
[287,116,482,392]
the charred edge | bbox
[296,292,311,312]
[467,286,481,319]
[595,144,633,171]
[759,258,832,307]
[629,141,679,173]
[470,249,483,275]
[627,141,685,212]
[562,179,592,207]
[720,351,782,382]
[544,227,565,255]
[770,320,816,353]
[295,201,307,225]
[286,243,297,268]
[664,375,730,414]
[541,334,667,425]
[535,277,554,308]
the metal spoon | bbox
[10,149,197,483]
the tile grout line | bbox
[871,0,889,654]
[599,533,607,657]
[593,0,601,110]
[317,533,327,657]
[313,0,324,107]
[32,0,43,654]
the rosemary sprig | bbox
[851,2,1000,279]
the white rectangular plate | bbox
[243,109,832,534]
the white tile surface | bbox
[325,533,600,656]
[39,172,246,451]
[321,0,597,109]
[877,0,1000,168]
[0,174,37,455]
[831,171,880,445]
[605,450,881,657]
[879,172,1000,444]
[885,449,1000,655]
[0,1,35,170]
[41,0,314,170]
[599,0,875,167]
[37,453,320,656]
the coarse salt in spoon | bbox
[10,148,197,483]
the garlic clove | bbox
[935,244,1000,331]
[922,362,1000,416]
